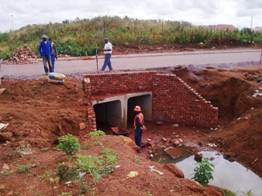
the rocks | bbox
[164,163,184,178]
[162,137,168,142]
[171,138,183,146]
[0,131,13,142]
[172,123,179,128]
[7,46,38,64]
[79,122,86,130]
[155,121,164,126]
[194,153,203,162]
[2,163,10,170]
[0,88,6,95]
[164,147,187,160]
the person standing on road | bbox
[133,105,146,152]
[101,38,113,71]
[38,35,52,74]
[48,38,57,72]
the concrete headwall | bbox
[83,71,218,130]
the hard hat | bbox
[134,105,142,112]
[41,34,48,39]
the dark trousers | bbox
[42,55,52,74]
[51,54,56,72]
[135,127,142,147]
[101,54,112,71]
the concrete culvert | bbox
[127,94,152,127]
[94,100,121,130]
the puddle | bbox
[175,151,262,196]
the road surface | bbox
[1,48,262,77]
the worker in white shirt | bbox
[101,38,113,71]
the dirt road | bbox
[1,48,261,77]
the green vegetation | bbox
[88,130,106,138]
[57,134,80,157]
[17,164,31,173]
[192,158,214,186]
[76,148,118,183]
[223,190,236,196]
[56,162,79,181]
[0,16,262,59]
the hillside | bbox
[0,16,262,59]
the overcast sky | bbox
[0,0,262,32]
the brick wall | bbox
[84,71,218,129]
[85,71,155,96]
[152,74,218,127]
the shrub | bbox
[17,164,31,173]
[88,130,105,138]
[56,162,79,181]
[57,134,80,157]
[192,158,214,186]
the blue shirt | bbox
[38,40,51,57]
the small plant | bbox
[77,155,102,182]
[76,148,118,183]
[192,158,214,186]
[59,192,73,196]
[88,130,105,138]
[100,148,118,175]
[57,134,80,157]
[56,162,79,181]
[17,164,31,173]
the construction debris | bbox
[149,166,164,175]
[8,46,38,64]
[0,123,8,131]
[127,171,139,178]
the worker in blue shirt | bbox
[38,35,52,74]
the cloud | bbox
[0,0,262,32]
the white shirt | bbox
[104,42,112,54]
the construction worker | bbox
[101,38,113,71]
[133,105,146,150]
[38,35,52,74]
[48,38,57,72]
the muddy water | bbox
[175,151,262,196]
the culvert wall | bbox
[83,71,218,130]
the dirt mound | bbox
[173,66,261,122]
[0,78,87,147]
[173,65,262,176]
[7,45,38,64]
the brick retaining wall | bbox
[83,71,218,129]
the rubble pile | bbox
[8,46,38,64]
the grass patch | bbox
[76,148,118,183]
[17,164,31,173]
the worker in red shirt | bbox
[133,105,146,150]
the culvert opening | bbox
[94,100,121,130]
[127,94,152,127]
